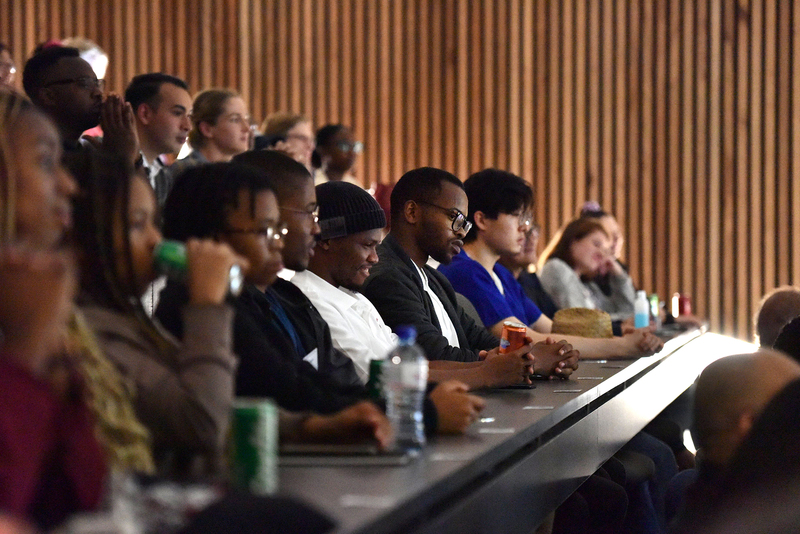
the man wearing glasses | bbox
[362,167,577,378]
[22,46,137,176]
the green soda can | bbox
[230,398,278,495]
[366,359,384,401]
[153,240,244,296]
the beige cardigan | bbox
[80,302,236,477]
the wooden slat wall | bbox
[2,0,799,340]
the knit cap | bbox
[316,181,386,239]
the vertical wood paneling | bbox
[2,0,799,340]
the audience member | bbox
[311,123,362,187]
[72,155,245,478]
[0,43,16,88]
[22,45,138,177]
[361,167,579,375]
[295,180,546,390]
[169,88,250,176]
[497,222,559,319]
[439,169,662,360]
[0,91,106,528]
[124,73,192,205]
[754,285,800,348]
[260,112,315,170]
[539,217,636,322]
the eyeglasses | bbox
[45,76,104,91]
[336,141,363,154]
[223,221,288,242]
[517,214,533,232]
[280,205,320,224]
[416,200,472,234]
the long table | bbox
[278,330,755,534]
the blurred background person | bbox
[311,123,363,187]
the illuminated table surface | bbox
[278,330,755,534]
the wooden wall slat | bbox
[2,0,799,340]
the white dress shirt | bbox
[291,270,398,383]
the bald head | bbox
[694,350,800,466]
[755,286,800,347]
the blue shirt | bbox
[438,249,542,328]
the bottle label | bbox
[401,363,428,388]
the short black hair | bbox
[390,167,463,222]
[232,149,312,202]
[463,168,533,242]
[124,73,189,111]
[22,46,80,102]
[162,162,276,242]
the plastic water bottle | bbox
[634,290,650,328]
[383,325,429,450]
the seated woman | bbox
[72,155,245,477]
[538,217,636,322]
[0,90,106,529]
[438,169,662,361]
[169,88,251,175]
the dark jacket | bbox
[156,279,364,414]
[362,234,498,362]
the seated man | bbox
[294,180,552,389]
[439,168,663,360]
[124,73,192,206]
[22,45,137,177]
[362,167,578,376]
[754,286,800,348]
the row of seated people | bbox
[7,40,798,534]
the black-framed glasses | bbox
[280,205,320,224]
[45,76,104,91]
[223,221,288,242]
[416,200,472,234]
[336,141,363,154]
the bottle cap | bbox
[396,325,417,343]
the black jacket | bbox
[155,279,364,414]
[362,234,498,362]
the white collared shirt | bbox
[291,270,398,383]
[412,262,461,349]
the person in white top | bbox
[292,182,395,382]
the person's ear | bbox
[137,103,153,125]
[198,121,214,140]
[473,210,489,231]
[403,200,420,224]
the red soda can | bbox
[671,293,692,316]
[500,321,527,354]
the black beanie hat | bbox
[316,181,386,239]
